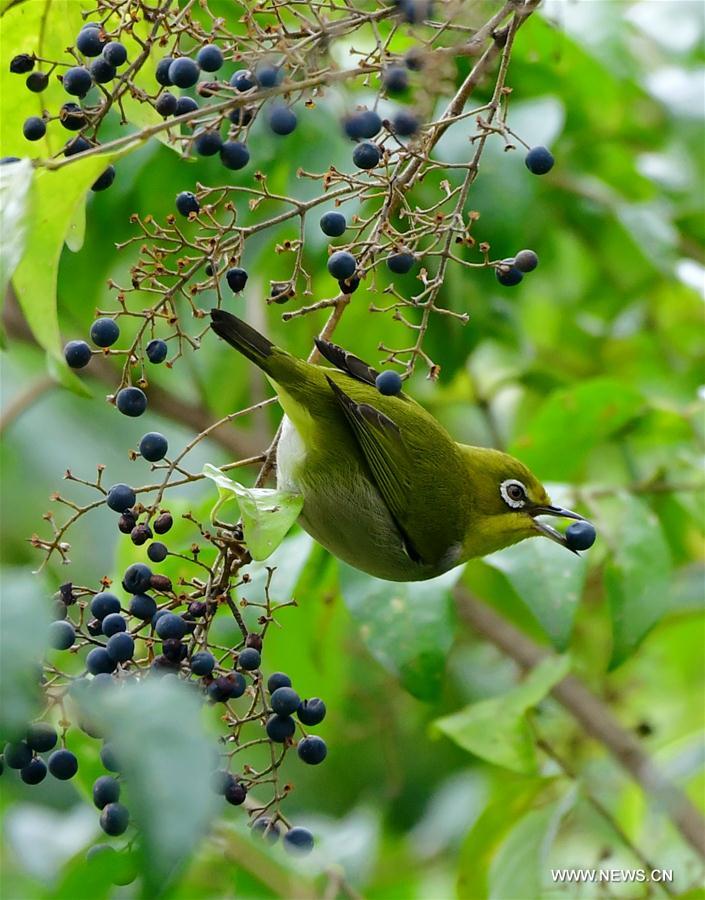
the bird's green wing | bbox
[325,376,423,563]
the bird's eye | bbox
[500,479,527,509]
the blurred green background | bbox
[1,1,704,898]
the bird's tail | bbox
[210,308,276,369]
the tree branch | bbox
[454,585,705,861]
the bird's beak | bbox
[530,505,586,554]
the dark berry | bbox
[153,512,173,534]
[188,601,207,618]
[10,54,34,74]
[116,386,147,417]
[93,775,120,809]
[525,145,554,175]
[90,592,121,620]
[168,58,200,89]
[87,618,103,637]
[64,136,91,156]
[64,340,91,368]
[194,130,222,156]
[90,317,120,347]
[175,95,198,116]
[90,57,115,84]
[267,672,291,693]
[327,251,356,280]
[392,110,419,136]
[26,722,58,753]
[252,817,281,844]
[22,116,45,141]
[238,647,260,671]
[4,741,32,769]
[155,92,177,117]
[225,780,247,806]
[230,69,254,91]
[139,431,168,461]
[190,651,215,676]
[145,338,168,364]
[405,47,425,70]
[268,104,297,135]
[387,251,415,274]
[229,106,253,127]
[26,72,48,92]
[76,26,104,57]
[155,57,173,86]
[266,714,295,743]
[59,102,86,130]
[48,748,78,780]
[196,45,223,72]
[107,632,134,663]
[338,275,360,295]
[344,110,381,140]
[103,42,127,67]
[283,826,314,856]
[320,212,346,237]
[147,542,168,563]
[63,66,92,97]
[102,613,127,637]
[211,769,235,794]
[106,483,136,512]
[352,141,380,169]
[297,698,326,727]
[176,191,199,217]
[226,267,248,292]
[129,593,157,620]
[297,735,327,765]
[100,743,120,772]
[255,65,282,87]
[155,612,186,641]
[87,647,117,675]
[270,686,300,716]
[376,370,402,396]
[100,802,129,836]
[92,166,115,192]
[122,563,152,594]
[21,758,48,785]
[220,140,249,170]
[130,522,152,545]
[383,66,408,93]
[495,259,523,287]
[514,249,539,272]
[565,521,597,551]
[208,673,246,702]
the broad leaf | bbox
[77,679,219,896]
[510,378,644,481]
[432,655,570,773]
[483,537,587,650]
[0,158,32,300]
[203,463,303,560]
[0,569,51,740]
[598,493,673,668]
[338,564,460,701]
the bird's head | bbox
[459,446,587,558]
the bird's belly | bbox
[276,417,456,582]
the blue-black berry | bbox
[514,249,539,273]
[48,748,78,780]
[327,251,356,280]
[90,57,115,84]
[226,267,248,292]
[320,212,346,237]
[106,483,136,513]
[87,647,117,675]
[297,735,327,765]
[49,619,75,650]
[267,672,291,693]
[129,593,157,620]
[230,69,254,91]
[268,104,297,135]
[64,340,91,369]
[155,57,173,86]
[116,386,147,417]
[92,166,116,192]
[525,145,554,175]
[145,338,168,364]
[175,96,198,116]
[155,92,177,117]
[4,741,32,769]
[59,102,86,130]
[147,541,168,562]
[93,775,120,809]
[10,54,35,74]
[565,521,596,551]
[90,317,120,347]
[392,110,419,136]
[168,58,200,89]
[220,141,249,170]
[297,698,326,726]
[100,743,120,772]
[176,191,199,217]
[63,66,92,97]
[91,592,121,620]
[64,136,91,156]
[255,64,282,87]
[100,802,129,836]
[344,110,381,140]
[375,370,402,396]
[102,613,127,637]
[190,651,215,676]
[155,612,186,641]
[106,632,134,663]
[352,141,380,169]
[122,563,152,594]
[387,251,415,274]
[270,686,300,716]
[266,715,295,743]
[26,72,49,93]
[22,116,46,141]
[102,42,127,67]
[495,259,523,287]
[139,432,168,461]
[20,757,47,785]
[196,45,223,72]
[252,817,281,843]
[194,130,222,156]
[238,647,261,671]
[76,27,104,57]
[26,722,58,753]
[283,826,314,856]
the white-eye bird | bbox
[210,309,590,582]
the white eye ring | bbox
[500,479,527,509]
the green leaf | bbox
[12,155,118,360]
[483,537,587,650]
[77,679,219,896]
[599,493,673,668]
[0,569,51,741]
[202,463,303,560]
[510,378,644,481]
[457,776,548,899]
[0,158,32,300]
[431,654,570,773]
[338,564,460,701]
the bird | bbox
[210,309,590,582]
